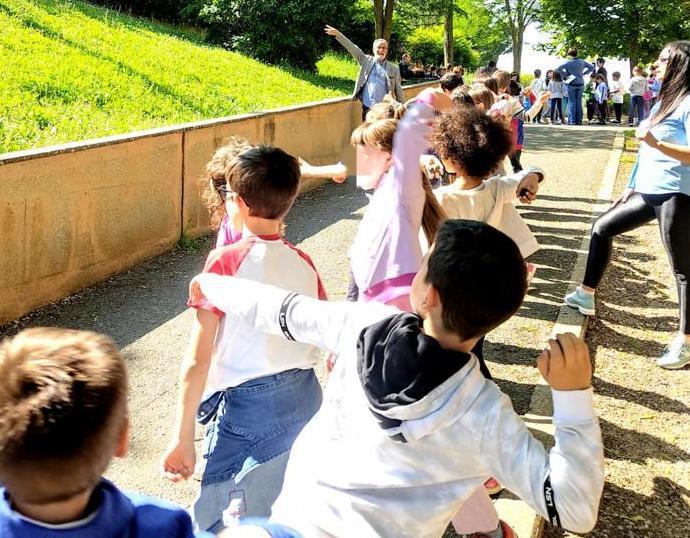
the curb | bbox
[495,130,625,537]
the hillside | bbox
[0,0,359,153]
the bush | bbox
[199,0,349,71]
[86,0,194,22]
[403,25,478,68]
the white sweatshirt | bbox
[195,275,604,538]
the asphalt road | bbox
[0,123,619,507]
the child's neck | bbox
[243,216,282,236]
[422,315,479,354]
[12,488,94,525]
[453,174,484,190]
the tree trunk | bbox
[383,0,395,43]
[443,0,453,66]
[512,27,523,75]
[374,0,384,39]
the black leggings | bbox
[583,193,690,333]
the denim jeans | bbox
[566,84,584,125]
[629,95,646,125]
[194,368,322,532]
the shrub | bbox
[403,25,478,69]
[86,0,194,22]
[199,0,349,71]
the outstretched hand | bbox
[189,275,207,305]
[537,333,592,391]
[324,25,340,36]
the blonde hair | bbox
[0,328,127,504]
[203,137,253,229]
[350,118,398,153]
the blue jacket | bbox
[556,58,595,87]
[0,479,200,538]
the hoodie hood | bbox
[357,313,487,443]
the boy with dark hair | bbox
[0,328,195,537]
[189,219,604,538]
[440,73,464,95]
[162,145,327,532]
[594,73,609,125]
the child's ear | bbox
[424,283,440,310]
[114,417,130,458]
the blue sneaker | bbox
[656,335,690,370]
[564,287,596,316]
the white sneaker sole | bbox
[656,358,690,370]
[564,297,595,316]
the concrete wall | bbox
[0,81,435,323]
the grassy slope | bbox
[0,0,359,153]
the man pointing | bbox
[325,25,404,120]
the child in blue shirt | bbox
[594,74,609,125]
[0,328,198,538]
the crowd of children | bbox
[0,70,608,538]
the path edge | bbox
[495,130,625,538]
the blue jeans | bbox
[566,84,584,125]
[194,368,322,532]
[629,95,646,125]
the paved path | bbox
[0,123,619,507]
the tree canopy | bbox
[538,0,690,71]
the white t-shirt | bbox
[610,80,624,103]
[190,234,326,393]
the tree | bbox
[373,0,396,42]
[486,0,539,74]
[538,0,690,73]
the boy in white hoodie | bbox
[191,219,604,538]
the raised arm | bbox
[325,25,366,65]
[191,273,396,353]
[481,335,604,534]
[392,88,451,198]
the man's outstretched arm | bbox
[325,25,366,65]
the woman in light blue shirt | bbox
[566,41,690,369]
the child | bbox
[0,328,196,537]
[188,219,605,538]
[508,80,526,172]
[204,139,347,249]
[162,146,327,533]
[628,66,648,126]
[548,70,565,124]
[584,73,598,123]
[346,88,453,310]
[609,71,625,123]
[529,69,543,123]
[594,73,609,125]
[433,106,543,274]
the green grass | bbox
[0,0,360,153]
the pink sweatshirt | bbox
[349,101,432,304]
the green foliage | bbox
[198,0,349,70]
[538,0,690,67]
[175,234,205,252]
[404,25,477,67]
[454,0,510,66]
[0,0,359,153]
[520,73,534,87]
[86,0,194,23]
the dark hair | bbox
[433,107,513,179]
[426,220,527,339]
[534,69,542,77]
[597,57,605,64]
[440,73,464,93]
[492,69,511,92]
[473,75,499,95]
[227,145,300,219]
[0,328,127,503]
[508,80,521,96]
[451,86,475,107]
[650,41,690,127]
[488,60,497,68]
[567,47,578,57]
[551,70,562,82]
[612,71,621,79]
[595,73,605,82]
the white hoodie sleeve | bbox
[194,273,397,353]
[480,388,604,534]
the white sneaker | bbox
[657,335,690,369]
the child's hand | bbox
[537,333,592,391]
[162,439,196,483]
[516,173,541,204]
[417,88,453,112]
[189,276,207,305]
[331,162,348,183]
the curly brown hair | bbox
[432,107,513,179]
[203,136,253,229]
